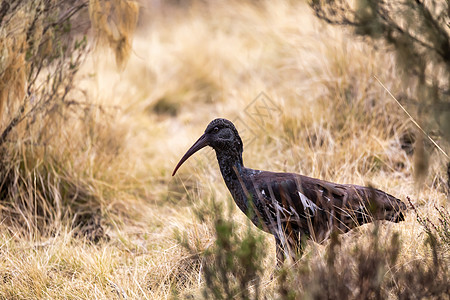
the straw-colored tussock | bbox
[0,5,29,124]
[89,0,139,69]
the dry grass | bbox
[0,0,448,298]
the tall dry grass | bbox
[0,0,448,298]
[0,0,140,235]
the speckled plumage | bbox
[173,118,407,265]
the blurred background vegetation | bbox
[0,0,448,298]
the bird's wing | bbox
[249,171,347,215]
[247,171,405,237]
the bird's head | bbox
[172,118,243,176]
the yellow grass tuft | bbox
[89,0,139,69]
[0,5,28,124]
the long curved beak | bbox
[172,134,209,176]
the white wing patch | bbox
[319,187,331,202]
[298,192,320,215]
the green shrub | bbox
[179,197,267,300]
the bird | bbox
[172,118,407,265]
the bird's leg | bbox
[292,238,304,261]
[275,236,285,267]
[286,232,303,263]
[275,229,302,267]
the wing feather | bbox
[246,170,406,240]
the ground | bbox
[0,1,448,299]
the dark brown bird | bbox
[172,118,407,265]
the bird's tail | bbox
[353,186,407,224]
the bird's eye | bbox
[213,127,219,133]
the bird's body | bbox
[172,118,407,264]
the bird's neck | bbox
[215,150,249,212]
[215,150,244,182]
